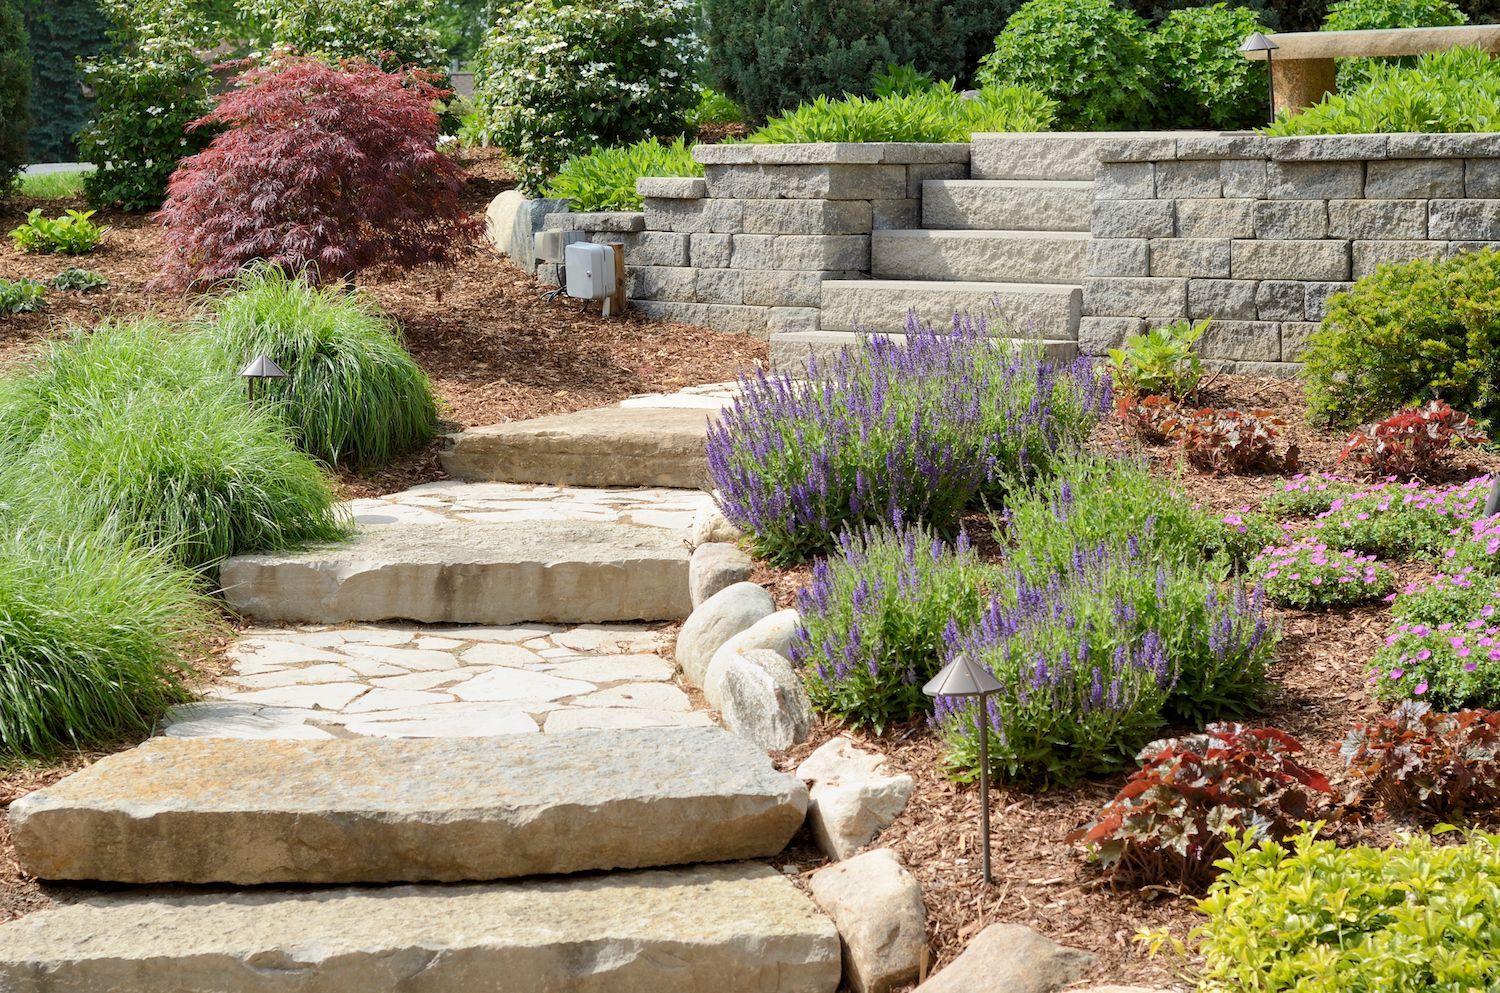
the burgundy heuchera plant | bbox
[154,56,477,290]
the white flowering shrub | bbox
[238,0,446,73]
[472,0,702,192]
[79,0,214,211]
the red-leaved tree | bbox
[155,56,477,289]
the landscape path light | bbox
[239,354,287,404]
[1241,32,1281,124]
[923,653,1004,884]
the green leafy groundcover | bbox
[546,137,701,213]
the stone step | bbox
[968,130,1184,181]
[12,728,806,884]
[921,179,1093,232]
[442,405,719,488]
[0,862,841,993]
[220,518,691,625]
[820,279,1080,337]
[770,331,1077,374]
[871,229,1090,284]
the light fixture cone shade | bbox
[239,355,288,379]
[922,654,1004,697]
[1241,31,1279,53]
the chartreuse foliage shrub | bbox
[197,265,438,468]
[0,320,348,570]
[79,0,215,211]
[0,487,214,758]
[1150,4,1269,129]
[706,314,1111,565]
[976,0,1154,130]
[1179,828,1500,993]
[1323,0,1468,90]
[157,56,473,290]
[1302,247,1500,427]
[1267,47,1500,136]
[238,0,445,72]
[745,82,1056,144]
[8,208,107,254]
[473,0,700,192]
[0,0,30,199]
[546,138,701,213]
[792,522,991,731]
[685,88,744,129]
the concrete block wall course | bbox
[1176,199,1256,238]
[1078,316,1145,353]
[1149,238,1229,278]
[1254,200,1328,240]
[906,163,967,198]
[1430,199,1500,240]
[704,163,908,201]
[1304,282,1353,321]
[1230,239,1350,281]
[1327,199,1427,240]
[1097,162,1154,200]
[1255,280,1305,322]
[1281,322,1320,361]
[1156,159,1222,199]
[690,233,734,268]
[1093,199,1175,238]
[1222,159,1268,198]
[1188,279,1257,320]
[871,199,922,230]
[1084,277,1188,318]
[1088,239,1150,276]
[1368,159,1463,199]
[1268,161,1364,200]
[1352,240,1447,277]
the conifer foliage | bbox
[156,57,476,290]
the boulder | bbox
[674,582,774,687]
[692,498,744,547]
[690,542,754,608]
[809,849,927,993]
[713,649,813,752]
[484,189,526,253]
[701,609,802,704]
[797,737,914,861]
[914,924,1092,993]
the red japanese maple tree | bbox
[155,56,477,290]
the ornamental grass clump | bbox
[706,314,1111,564]
[1250,542,1394,610]
[197,265,438,468]
[791,520,991,731]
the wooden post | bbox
[602,242,627,318]
[1273,58,1337,117]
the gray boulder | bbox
[689,542,754,608]
[701,609,802,703]
[674,582,774,687]
[809,848,927,993]
[713,649,812,752]
[914,923,1093,993]
[797,737,913,861]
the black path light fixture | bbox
[1241,32,1281,125]
[239,354,287,404]
[924,653,1005,884]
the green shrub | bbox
[792,522,992,731]
[546,137,701,213]
[0,277,46,314]
[0,0,30,199]
[703,0,1017,123]
[237,0,445,72]
[976,0,1154,130]
[79,0,215,211]
[0,320,349,569]
[1302,248,1500,427]
[745,82,1056,144]
[8,208,108,254]
[1150,4,1270,129]
[471,0,700,192]
[1323,0,1468,90]
[685,88,744,129]
[197,266,438,468]
[1266,47,1500,136]
[1187,828,1500,993]
[0,491,214,757]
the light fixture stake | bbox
[239,354,288,404]
[1241,32,1281,124]
[924,653,1004,884]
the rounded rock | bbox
[674,582,774,687]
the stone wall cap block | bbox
[544,211,645,232]
[868,142,971,164]
[1096,136,1178,163]
[1174,133,1270,160]
[747,143,887,165]
[693,143,757,165]
[1268,135,1390,161]
[1386,132,1500,159]
[637,176,707,199]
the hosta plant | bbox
[1341,700,1500,819]
[1106,318,1205,400]
[745,82,1056,144]
[0,277,46,314]
[1068,724,1331,889]
[1339,400,1487,479]
[1166,407,1299,475]
[51,268,109,292]
[545,137,701,213]
[792,520,991,731]
[1250,542,1394,610]
[156,56,475,289]
[8,208,108,254]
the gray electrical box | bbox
[565,242,616,300]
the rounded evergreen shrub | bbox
[976,0,1155,130]
[198,266,439,469]
[1302,249,1500,428]
[0,320,349,570]
[1323,0,1468,89]
[0,0,31,197]
[472,0,701,192]
[1150,3,1270,129]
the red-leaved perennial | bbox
[155,56,477,290]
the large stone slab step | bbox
[770,330,1077,374]
[219,519,691,624]
[871,229,1090,284]
[920,179,1093,232]
[441,405,717,488]
[820,279,1080,337]
[11,728,806,884]
[0,862,841,993]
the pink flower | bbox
[1414,682,1428,695]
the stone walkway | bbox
[346,480,708,533]
[166,623,713,740]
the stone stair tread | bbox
[819,279,1081,336]
[219,518,692,625]
[770,330,1077,374]
[920,179,1094,232]
[925,178,1095,189]
[442,405,717,488]
[871,229,1090,284]
[0,862,841,993]
[11,728,807,885]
